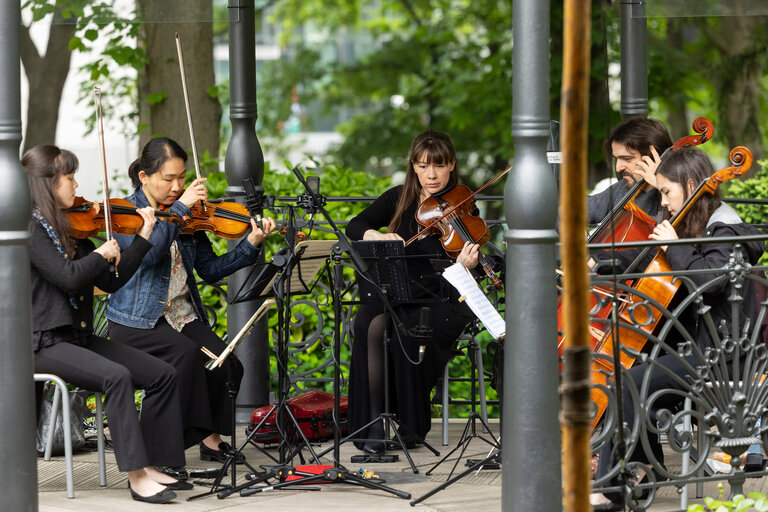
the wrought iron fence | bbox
[587,235,768,510]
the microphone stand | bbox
[237,167,410,499]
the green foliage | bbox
[23,0,147,137]
[688,489,768,512]
[723,158,768,265]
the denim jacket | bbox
[106,187,262,329]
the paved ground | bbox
[35,418,767,511]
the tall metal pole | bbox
[620,0,648,117]
[0,0,37,509]
[226,0,270,421]
[504,0,560,510]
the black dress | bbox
[346,186,474,443]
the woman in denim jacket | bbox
[107,137,276,475]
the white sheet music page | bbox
[442,262,505,339]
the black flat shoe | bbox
[129,485,177,504]
[362,441,384,455]
[200,441,245,463]
[164,479,194,491]
[157,465,188,481]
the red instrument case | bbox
[248,390,348,444]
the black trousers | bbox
[109,318,244,448]
[348,300,472,445]
[595,354,724,495]
[34,337,185,471]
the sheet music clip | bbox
[230,239,339,304]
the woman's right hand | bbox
[94,239,121,267]
[135,207,157,240]
[178,177,208,208]
[362,229,404,243]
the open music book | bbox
[442,262,505,339]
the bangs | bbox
[413,143,453,165]
[54,149,79,176]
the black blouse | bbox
[346,185,456,299]
[29,222,151,351]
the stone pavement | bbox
[36,418,767,511]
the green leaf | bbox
[144,92,168,106]
[68,36,83,51]
[84,29,98,42]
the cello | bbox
[557,117,714,353]
[588,145,753,431]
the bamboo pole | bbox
[559,0,593,510]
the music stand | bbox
[236,238,337,462]
[195,239,338,500]
[315,240,440,474]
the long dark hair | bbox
[655,148,720,239]
[23,144,79,255]
[388,129,458,233]
[605,117,673,162]
[128,137,187,188]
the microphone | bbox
[242,177,264,229]
[409,307,432,363]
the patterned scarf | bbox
[32,206,79,310]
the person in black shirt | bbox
[26,145,189,503]
[346,130,481,453]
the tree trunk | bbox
[20,10,76,153]
[663,19,689,140]
[137,0,221,169]
[702,11,768,175]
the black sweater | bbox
[30,222,151,350]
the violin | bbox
[65,196,179,239]
[178,199,303,241]
[408,167,510,289]
[179,200,254,239]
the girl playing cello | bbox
[591,147,765,508]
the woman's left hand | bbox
[456,241,480,269]
[630,145,663,189]
[247,216,277,246]
[135,207,157,240]
[649,219,678,252]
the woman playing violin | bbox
[591,148,765,507]
[106,137,276,477]
[26,145,190,503]
[346,129,495,454]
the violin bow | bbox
[94,87,118,277]
[404,165,511,247]
[175,33,206,213]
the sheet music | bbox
[206,298,276,369]
[280,239,338,294]
[442,262,505,339]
